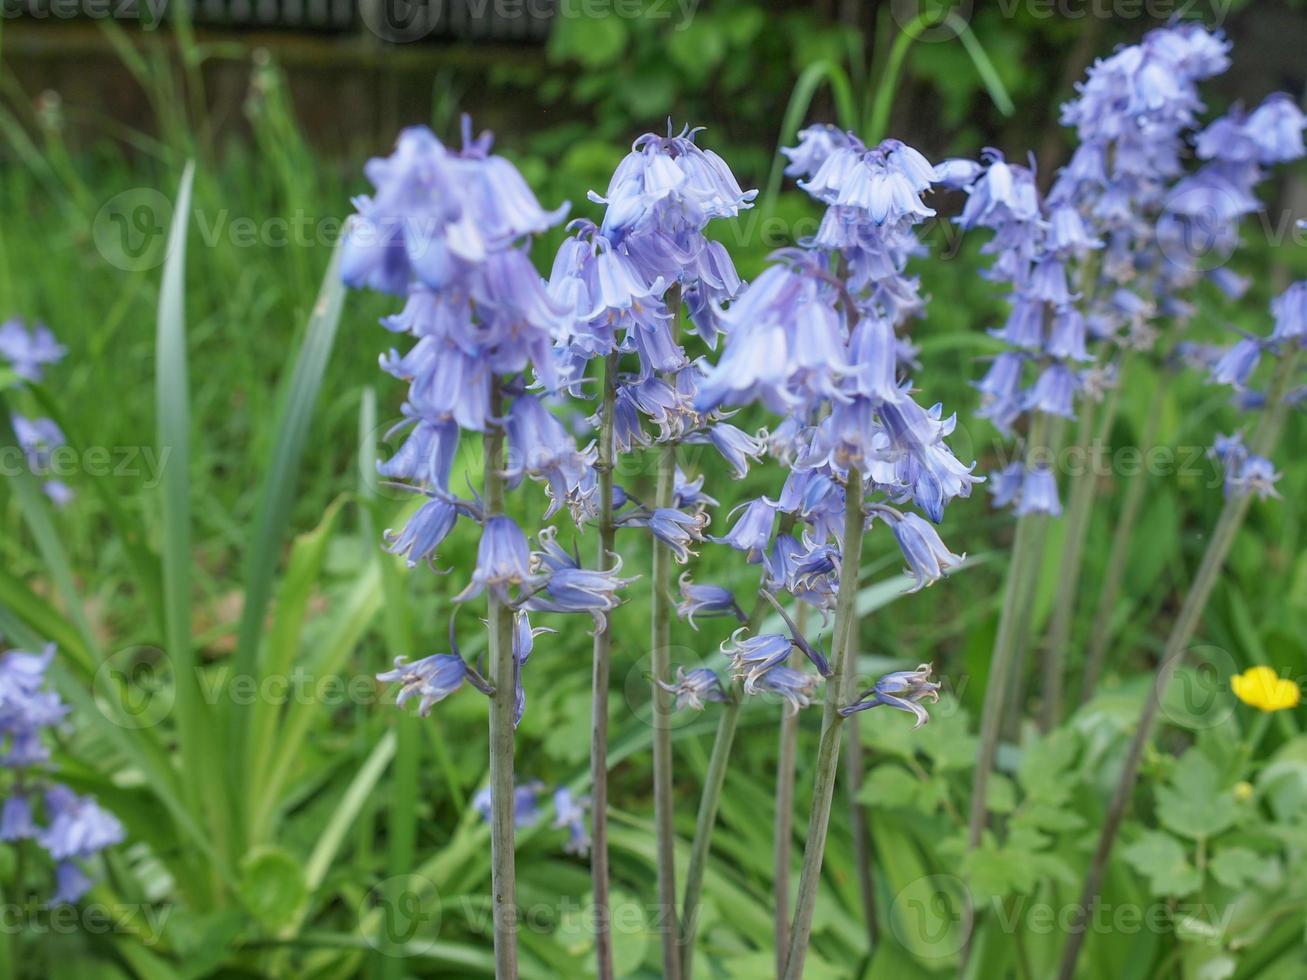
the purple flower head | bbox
[782,124,853,181]
[621,506,709,564]
[0,794,35,841]
[456,516,541,603]
[713,498,777,563]
[377,414,461,490]
[694,256,849,415]
[1209,337,1263,389]
[52,861,94,905]
[377,641,491,716]
[38,785,124,862]
[1271,281,1307,345]
[839,663,940,728]
[887,511,965,593]
[675,574,744,630]
[473,780,546,830]
[0,319,65,382]
[590,123,757,243]
[745,665,820,715]
[526,550,633,633]
[383,495,458,568]
[656,666,729,712]
[673,467,718,511]
[504,395,598,522]
[801,136,936,226]
[552,787,590,856]
[1016,466,1062,517]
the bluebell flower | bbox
[701,422,764,479]
[0,793,35,840]
[504,395,598,522]
[887,512,965,593]
[722,632,795,687]
[455,516,541,603]
[781,124,852,181]
[52,861,94,905]
[552,787,590,856]
[744,665,820,715]
[383,495,458,568]
[656,666,729,711]
[1209,338,1263,389]
[1016,466,1062,517]
[673,467,718,511]
[0,318,65,382]
[1271,281,1307,344]
[713,498,777,562]
[377,649,491,716]
[839,664,939,728]
[38,785,124,863]
[473,780,546,830]
[526,551,633,633]
[675,574,744,629]
[630,506,710,564]
[1230,455,1281,499]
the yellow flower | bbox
[1230,666,1301,713]
[1234,781,1254,802]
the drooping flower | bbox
[656,666,729,711]
[886,511,966,592]
[674,574,744,629]
[838,664,940,728]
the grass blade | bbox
[231,242,347,827]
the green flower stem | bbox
[844,698,879,951]
[651,290,683,980]
[772,610,805,976]
[590,351,619,980]
[679,695,739,978]
[782,469,866,980]
[1055,348,1299,980]
[680,587,795,977]
[484,378,518,979]
[1039,377,1122,730]
[967,412,1051,851]
[650,434,681,980]
[1081,381,1165,704]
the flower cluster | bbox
[0,644,123,903]
[681,130,975,717]
[2,318,73,506]
[347,120,631,726]
[1205,277,1306,498]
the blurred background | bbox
[3,1,1307,978]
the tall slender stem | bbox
[650,291,683,980]
[680,590,784,976]
[844,706,879,950]
[679,697,739,977]
[967,412,1050,850]
[782,470,866,980]
[1056,349,1299,980]
[1081,382,1164,703]
[484,379,518,979]
[1039,389,1108,730]
[773,610,806,976]
[590,351,619,980]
